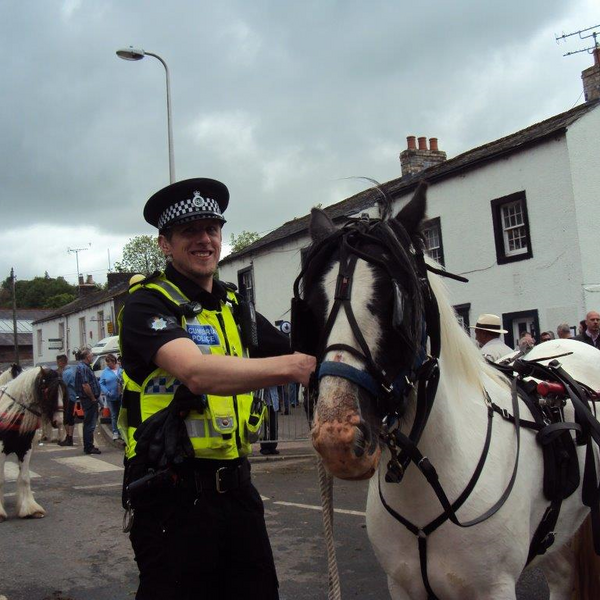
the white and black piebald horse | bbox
[0,367,65,521]
[296,182,600,599]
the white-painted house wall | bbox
[422,133,584,333]
[220,106,598,344]
[34,299,116,364]
[566,108,600,309]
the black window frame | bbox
[237,265,255,304]
[490,191,533,265]
[453,302,471,331]
[422,216,445,267]
[502,309,540,350]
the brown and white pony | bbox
[0,367,65,521]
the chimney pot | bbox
[418,136,428,151]
[406,136,417,150]
[86,275,93,284]
[78,275,84,285]
[429,138,439,152]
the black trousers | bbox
[129,467,279,600]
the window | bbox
[237,266,255,303]
[58,322,65,347]
[453,303,471,331]
[422,217,444,266]
[37,329,43,357]
[491,192,532,264]
[79,317,86,349]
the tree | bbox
[114,235,167,275]
[229,230,261,254]
[0,275,77,308]
[44,292,77,308]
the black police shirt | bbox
[120,263,292,385]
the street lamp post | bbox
[116,47,176,184]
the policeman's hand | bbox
[291,352,317,388]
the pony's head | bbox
[36,367,66,427]
[295,183,430,479]
[0,367,65,433]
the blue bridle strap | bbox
[318,361,380,396]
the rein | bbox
[0,388,42,418]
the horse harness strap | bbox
[378,380,524,600]
[0,389,42,418]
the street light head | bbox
[116,47,145,61]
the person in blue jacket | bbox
[99,353,123,440]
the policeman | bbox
[119,178,316,600]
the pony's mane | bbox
[0,367,44,432]
[426,260,508,391]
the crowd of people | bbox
[472,309,600,361]
[55,349,123,454]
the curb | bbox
[98,422,125,449]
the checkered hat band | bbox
[157,196,223,229]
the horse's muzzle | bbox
[312,412,381,480]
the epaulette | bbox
[221,281,238,292]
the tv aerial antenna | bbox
[555,24,600,57]
[67,243,91,283]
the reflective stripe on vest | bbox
[118,272,262,460]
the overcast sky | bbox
[1,1,597,286]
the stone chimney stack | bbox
[78,274,97,297]
[400,135,447,177]
[582,46,600,102]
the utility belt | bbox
[177,458,252,494]
[125,457,252,506]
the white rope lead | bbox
[317,456,342,600]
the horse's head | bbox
[35,367,66,427]
[296,183,430,480]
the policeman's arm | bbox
[153,337,315,396]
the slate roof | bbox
[31,281,130,325]
[0,309,55,346]
[220,99,600,265]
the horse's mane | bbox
[426,259,508,391]
[0,367,45,432]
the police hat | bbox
[144,178,229,230]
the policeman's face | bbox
[159,219,222,289]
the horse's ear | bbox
[309,208,336,242]
[393,181,428,234]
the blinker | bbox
[291,297,320,356]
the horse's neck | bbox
[401,378,462,453]
[400,365,493,465]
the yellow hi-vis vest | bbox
[117,273,264,461]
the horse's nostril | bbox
[353,421,371,458]
[353,427,366,457]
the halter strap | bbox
[0,389,42,417]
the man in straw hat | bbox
[470,313,513,362]
[118,178,316,600]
